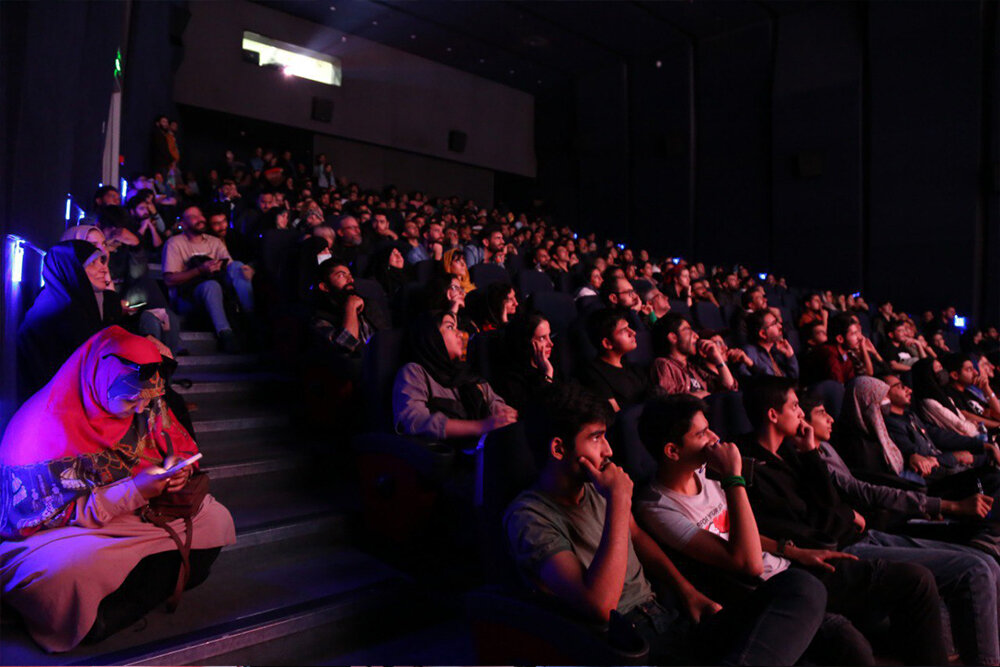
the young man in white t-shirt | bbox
[634,393,876,665]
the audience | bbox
[741,309,799,379]
[504,385,826,665]
[651,313,739,397]
[579,308,649,412]
[801,313,873,386]
[912,358,986,438]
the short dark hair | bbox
[741,285,764,309]
[742,376,798,431]
[96,205,129,230]
[526,382,613,468]
[587,307,627,350]
[93,185,119,203]
[651,312,689,357]
[638,394,709,463]
[746,309,773,343]
[204,203,230,220]
[942,352,971,375]
[798,390,824,422]
[828,313,854,342]
[317,257,350,285]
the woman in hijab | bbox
[442,247,475,294]
[495,311,560,411]
[912,357,981,437]
[61,225,181,353]
[365,243,409,302]
[392,311,516,449]
[1,327,235,652]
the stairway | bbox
[1,331,455,666]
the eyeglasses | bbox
[101,353,161,380]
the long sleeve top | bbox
[884,409,985,468]
[392,362,507,440]
[740,343,799,379]
[919,398,981,438]
[817,442,942,517]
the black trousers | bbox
[83,547,221,644]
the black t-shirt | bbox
[578,357,649,409]
[945,385,987,417]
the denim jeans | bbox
[627,568,826,665]
[846,528,1000,665]
[137,308,180,352]
[172,261,254,335]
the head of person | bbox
[742,286,767,312]
[424,220,444,246]
[639,394,715,471]
[534,247,551,269]
[480,223,505,254]
[601,277,639,310]
[652,312,696,359]
[587,308,637,358]
[486,282,518,324]
[205,204,229,239]
[878,372,913,412]
[911,357,953,408]
[878,300,894,318]
[156,115,169,131]
[802,321,828,347]
[829,313,861,351]
[642,286,671,316]
[93,185,121,208]
[743,376,802,437]
[526,383,614,477]
[44,240,111,296]
[335,215,362,247]
[261,206,289,230]
[930,331,948,352]
[60,224,108,255]
[674,267,691,290]
[800,392,835,442]
[257,191,276,213]
[748,309,783,347]
[443,247,469,278]
[316,258,353,293]
[585,265,604,291]
[96,204,131,234]
[506,311,554,369]
[887,320,909,344]
[180,205,208,235]
[220,179,238,200]
[804,292,823,313]
[943,353,976,389]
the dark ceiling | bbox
[255,1,814,94]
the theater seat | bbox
[468,329,505,383]
[704,390,753,441]
[576,295,603,315]
[412,259,436,284]
[625,329,653,367]
[352,278,391,331]
[694,301,727,333]
[518,270,554,298]
[609,404,656,488]
[471,262,510,290]
[632,278,654,296]
[810,379,846,420]
[360,328,405,431]
[668,299,690,318]
[530,292,577,336]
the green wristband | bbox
[721,475,746,490]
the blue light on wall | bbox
[9,237,24,284]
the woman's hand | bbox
[532,339,554,379]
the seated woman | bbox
[475,282,518,332]
[1,327,235,652]
[18,240,177,402]
[365,244,409,302]
[835,375,1000,499]
[392,311,517,449]
[913,357,982,438]
[573,263,604,301]
[61,226,181,353]
[442,247,475,294]
[495,311,560,411]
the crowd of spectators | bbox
[4,128,1000,663]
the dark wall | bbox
[540,2,998,326]
[2,1,122,248]
[868,2,983,316]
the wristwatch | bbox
[777,538,794,556]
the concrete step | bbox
[190,406,288,434]
[178,331,217,355]
[176,353,258,373]
[0,545,406,666]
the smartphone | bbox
[154,453,203,479]
[954,316,967,328]
[617,243,625,250]
[129,301,147,309]
[758,272,767,281]
[851,291,861,299]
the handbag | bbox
[140,472,210,611]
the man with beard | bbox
[310,258,373,361]
[162,205,254,352]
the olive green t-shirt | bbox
[504,482,655,614]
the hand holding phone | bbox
[153,453,202,480]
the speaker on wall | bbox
[448,130,467,153]
[312,97,333,123]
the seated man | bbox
[797,293,828,329]
[804,387,1000,666]
[800,313,873,386]
[880,319,931,376]
[206,204,257,266]
[600,276,646,331]
[739,377,970,665]
[331,215,366,270]
[464,223,505,268]
[715,272,742,309]
[406,218,444,264]
[639,284,671,326]
[504,385,826,665]
[162,205,254,352]
[578,308,649,413]
[651,313,738,397]
[634,394,876,665]
[309,258,374,360]
[741,310,799,379]
[882,372,1000,492]
[943,353,1000,430]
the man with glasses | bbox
[741,309,799,379]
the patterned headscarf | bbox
[842,376,905,475]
